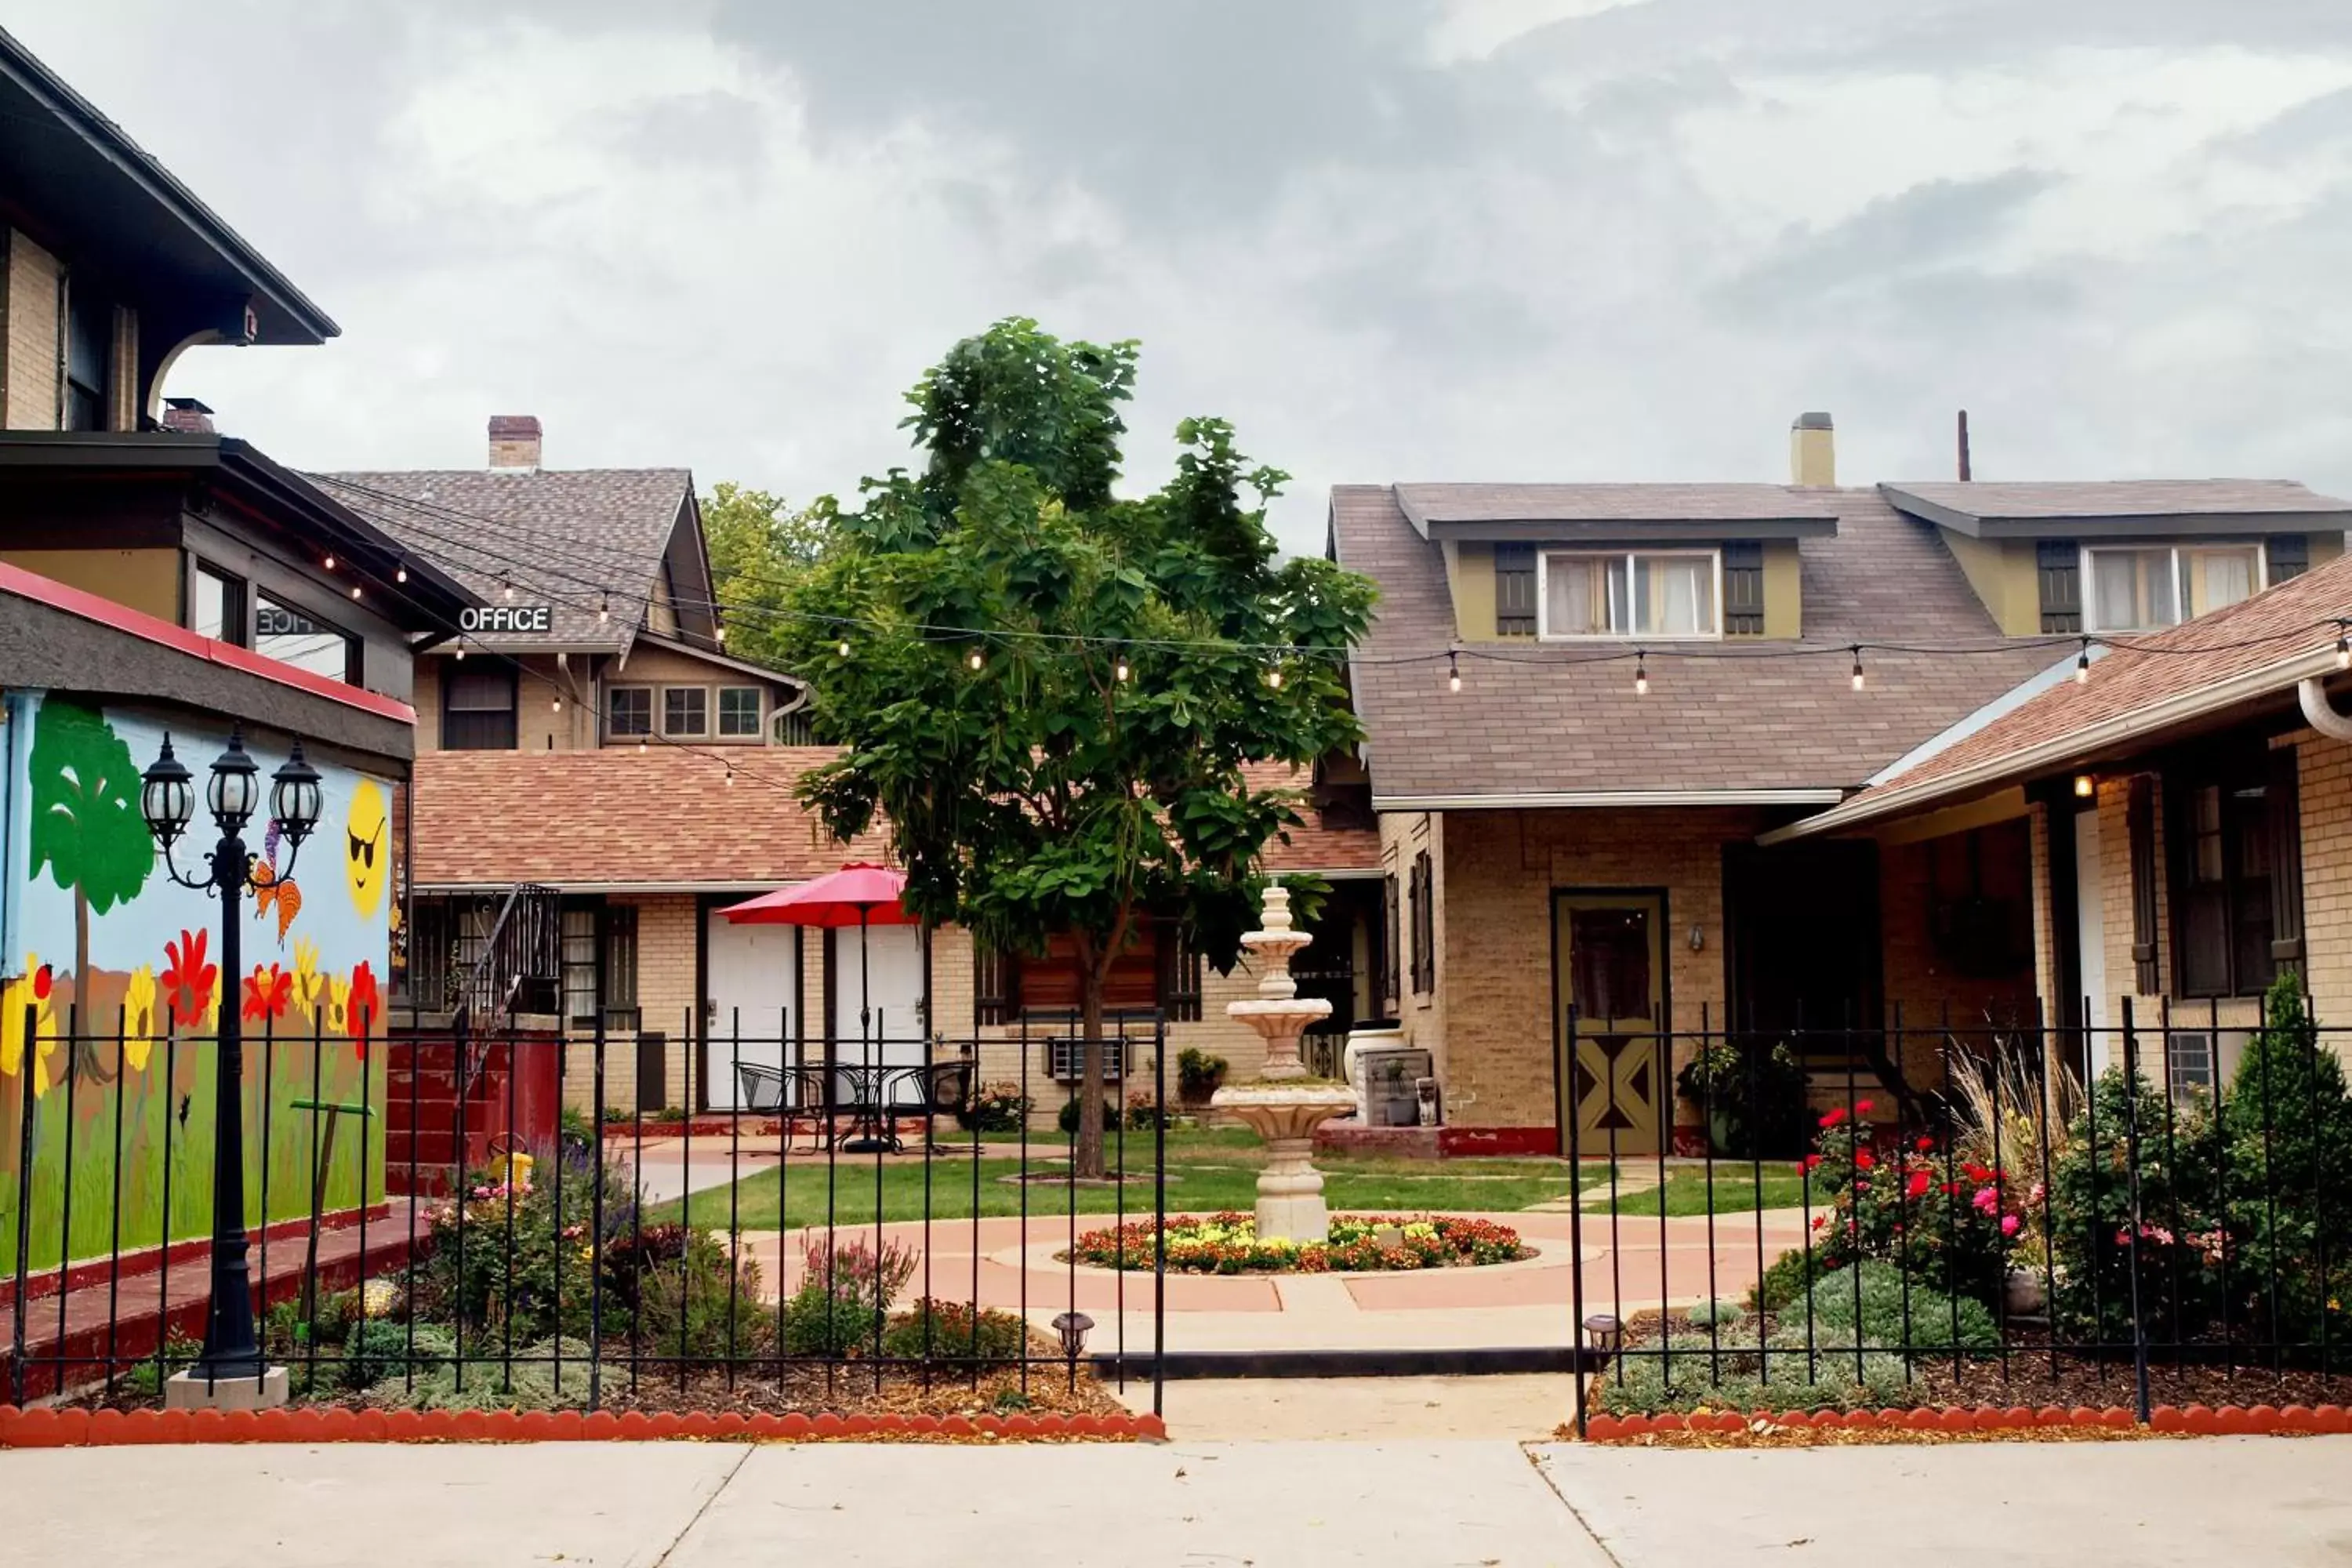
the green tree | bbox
[778,318,1376,1178]
[702,481,836,672]
[2223,969,2352,1350]
[27,699,151,1074]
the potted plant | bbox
[1176,1047,1229,1106]
[1676,1039,1809,1158]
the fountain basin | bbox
[1211,1082,1357,1242]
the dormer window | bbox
[1539,550,1720,640]
[2085,544,2262,633]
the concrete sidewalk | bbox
[5,1434,2349,1566]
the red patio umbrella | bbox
[719,863,916,1152]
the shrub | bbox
[1058,1096,1119,1136]
[411,1152,633,1345]
[1677,1038,1809,1159]
[1177,1048,1228,1102]
[344,1321,456,1390]
[957,1081,1032,1133]
[397,1336,593,1411]
[1803,1098,2023,1307]
[1124,1091,1167,1131]
[1944,1043,2079,1270]
[635,1232,774,1363]
[2222,970,2352,1351]
[123,1335,203,1398]
[1683,1299,1744,1330]
[783,1233,916,1356]
[880,1298,1029,1363]
[2045,1064,2225,1345]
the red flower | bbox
[161,929,218,1029]
[241,964,292,1025]
[1801,1154,1823,1173]
[1853,1149,1876,1171]
[1854,1099,1874,1115]
[1819,1107,1848,1129]
[1915,1136,1936,1153]
[1905,1171,1931,1200]
[345,960,381,1056]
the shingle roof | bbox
[1330,484,2057,803]
[315,469,691,653]
[411,750,1376,890]
[1881,479,2352,534]
[1788,549,2352,833]
[1396,483,1840,532]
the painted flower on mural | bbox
[289,938,323,1022]
[0,956,60,1096]
[121,965,160,1072]
[323,973,351,1036]
[345,961,381,1058]
[241,963,294,1026]
[161,928,220,1030]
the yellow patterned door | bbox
[1555,893,1666,1156]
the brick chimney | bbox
[1789,411,1835,486]
[160,396,216,434]
[488,415,543,470]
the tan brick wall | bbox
[1382,811,1446,1086]
[560,893,704,1112]
[1433,806,1761,1132]
[109,304,138,431]
[418,654,600,753]
[2297,733,2352,1033]
[5,230,61,429]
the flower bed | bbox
[1069,1211,1530,1272]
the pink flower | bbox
[1855,1099,1874,1115]
[1972,1185,2000,1214]
[2001,1214,2021,1237]
[2027,1181,2045,1207]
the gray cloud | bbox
[11,0,2352,556]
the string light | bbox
[1265,666,1284,690]
[1634,649,1649,697]
[638,737,648,754]
[502,575,516,603]
[1115,656,1131,684]
[350,584,362,601]
[322,553,336,571]
[454,646,466,661]
[725,763,735,789]
[2077,640,2092,684]
[837,638,851,659]
[597,593,610,625]
[1849,645,1865,693]
[1447,649,1461,694]
[394,560,408,584]
[551,693,562,713]
[967,648,985,672]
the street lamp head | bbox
[140,735,198,849]
[270,740,325,848]
[206,725,262,832]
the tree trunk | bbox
[1075,958,1109,1181]
[69,884,103,1082]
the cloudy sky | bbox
[27,2,2352,551]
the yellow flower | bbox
[121,965,160,1073]
[324,973,352,1036]
[1,955,60,1097]
[289,938,322,1022]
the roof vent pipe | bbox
[2298,677,2352,742]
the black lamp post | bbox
[139,725,322,1382]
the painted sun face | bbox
[345,780,388,920]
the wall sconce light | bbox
[2074,773,2096,800]
[1687,926,1704,953]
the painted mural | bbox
[0,693,391,1276]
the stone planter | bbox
[2004,1267,2049,1318]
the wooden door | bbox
[1555,892,1667,1155]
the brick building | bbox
[1330,413,2350,1152]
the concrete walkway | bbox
[6,1434,2349,1566]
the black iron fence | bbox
[1566,992,2352,1430]
[4,1010,1171,1424]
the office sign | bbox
[459,604,553,633]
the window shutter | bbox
[1409,851,1436,994]
[1381,872,1401,1007]
[2268,746,2306,965]
[1494,544,1536,637]
[1723,543,1764,635]
[2038,541,2082,633]
[2269,535,2310,583]
[2127,775,2161,994]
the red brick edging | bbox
[1582,1403,2352,1441]
[0,1404,1165,1447]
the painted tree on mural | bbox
[27,699,152,1076]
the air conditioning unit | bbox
[1045,1036,1128,1084]
[2161,1030,2251,1101]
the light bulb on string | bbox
[350,584,362,601]
[597,593,611,625]
[1115,656,1131,684]
[837,638,851,659]
[967,647,985,672]
[725,764,735,789]
[2077,640,2092,684]
[455,646,466,662]
[1265,666,1284,690]
[1634,650,1649,697]
[502,576,516,604]
[395,560,408,584]
[1447,649,1461,694]
[1849,646,1865,693]
[322,553,336,572]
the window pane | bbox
[603,906,638,1011]
[443,666,517,750]
[1544,556,1604,633]
[662,688,706,736]
[2183,548,2259,618]
[1636,556,1714,635]
[718,687,763,737]
[608,688,651,736]
[191,567,243,644]
[562,908,599,1025]
[2190,786,2225,883]
[255,595,355,683]
[1570,907,1653,1022]
[2089,549,2180,632]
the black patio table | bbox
[734,1058,974,1154]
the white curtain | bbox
[1546,556,1606,633]
[2185,550,2255,616]
[1639,557,1713,635]
[2092,550,2177,630]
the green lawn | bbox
[644,1127,1595,1231]
[1594,1163,1816,1217]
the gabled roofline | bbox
[1377,788,1846,811]
[1760,643,2340,844]
[626,628,811,703]
[0,24,336,343]
[1878,484,2352,539]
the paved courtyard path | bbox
[5,1433,2349,1566]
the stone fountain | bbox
[1210,883,1357,1243]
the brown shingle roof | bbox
[1798,550,2352,830]
[317,468,691,653]
[1881,479,2352,532]
[1330,484,2057,803]
[412,750,1375,890]
[1396,483,1839,531]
